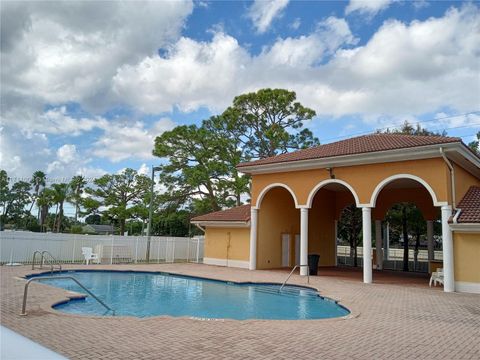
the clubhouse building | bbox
[192,134,480,293]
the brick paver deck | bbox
[1,264,479,359]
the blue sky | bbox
[1,0,479,195]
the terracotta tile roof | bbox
[237,133,461,168]
[191,204,251,223]
[456,186,480,223]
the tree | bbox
[37,188,55,231]
[26,171,46,227]
[68,175,87,223]
[85,168,151,235]
[213,88,319,159]
[468,131,479,155]
[338,204,362,267]
[51,183,69,233]
[0,170,9,228]
[2,180,32,227]
[154,124,242,212]
[380,120,446,137]
[153,88,319,214]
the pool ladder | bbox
[279,264,310,291]
[32,250,62,274]
[21,276,115,316]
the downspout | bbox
[440,147,456,209]
[194,223,205,233]
[452,209,462,223]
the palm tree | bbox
[37,188,54,231]
[51,183,69,233]
[68,175,87,223]
[28,171,46,223]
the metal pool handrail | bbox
[21,276,115,316]
[279,264,310,291]
[41,251,62,274]
[31,251,42,270]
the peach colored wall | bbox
[454,163,480,206]
[372,188,439,220]
[257,187,299,269]
[204,227,250,261]
[453,232,480,283]
[252,158,450,207]
[309,189,336,266]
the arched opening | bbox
[256,186,299,269]
[371,177,441,279]
[308,182,358,270]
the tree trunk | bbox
[402,206,409,272]
[56,202,63,233]
[354,241,358,267]
[120,219,125,235]
[414,231,420,272]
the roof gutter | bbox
[440,147,456,209]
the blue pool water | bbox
[30,271,349,320]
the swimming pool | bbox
[30,271,349,320]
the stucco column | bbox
[441,205,454,292]
[300,208,309,276]
[427,220,434,261]
[362,208,372,284]
[249,208,258,270]
[375,220,383,270]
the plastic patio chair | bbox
[429,268,444,287]
[81,247,99,265]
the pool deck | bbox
[1,263,479,359]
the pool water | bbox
[30,271,349,320]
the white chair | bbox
[429,268,444,287]
[81,247,99,265]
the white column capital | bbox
[441,204,452,212]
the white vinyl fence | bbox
[0,231,204,265]
[337,245,443,272]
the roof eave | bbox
[190,220,250,228]
[238,142,476,175]
[449,223,480,232]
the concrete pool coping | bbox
[3,263,479,360]
[19,268,359,322]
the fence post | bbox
[187,239,190,263]
[72,234,76,264]
[196,237,200,263]
[134,237,139,264]
[110,236,114,265]
[172,238,176,263]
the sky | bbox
[1,0,480,189]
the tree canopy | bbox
[153,88,319,214]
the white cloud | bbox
[1,1,193,115]
[345,0,394,17]
[57,144,77,163]
[113,5,480,118]
[93,118,176,162]
[113,17,357,112]
[247,0,289,33]
[289,18,301,30]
